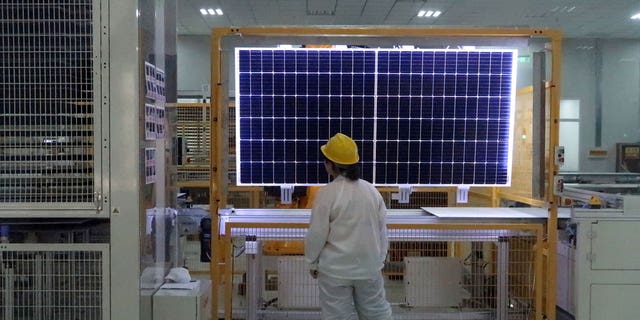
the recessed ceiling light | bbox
[417,9,441,18]
[216,8,223,15]
[207,8,216,15]
[200,8,208,15]
[632,12,640,20]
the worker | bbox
[305,133,392,320]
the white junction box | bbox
[404,257,466,307]
[153,280,211,320]
[278,256,320,308]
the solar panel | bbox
[235,48,516,186]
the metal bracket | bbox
[280,185,295,204]
[94,192,103,211]
[245,235,258,255]
[456,186,470,203]
[554,176,564,196]
[555,145,565,167]
[398,185,413,204]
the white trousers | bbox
[317,272,393,320]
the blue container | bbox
[0,225,8,237]
[0,225,8,243]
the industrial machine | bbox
[175,208,211,269]
[219,207,545,320]
[0,1,178,319]
[558,172,640,319]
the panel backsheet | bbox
[236,48,516,186]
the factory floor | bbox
[212,275,542,320]
[557,307,575,320]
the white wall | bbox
[177,35,210,96]
[177,35,640,172]
[562,39,640,172]
[600,41,640,154]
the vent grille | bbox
[0,244,108,320]
[176,105,210,183]
[385,191,449,209]
[0,1,95,203]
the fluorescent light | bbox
[207,8,216,15]
[200,8,208,15]
[216,8,223,15]
[418,9,442,18]
[567,6,575,13]
[278,44,293,49]
[632,12,640,20]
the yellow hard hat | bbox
[321,133,359,165]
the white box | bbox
[404,257,466,307]
[153,280,211,320]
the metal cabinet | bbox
[573,217,640,319]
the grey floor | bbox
[557,307,575,320]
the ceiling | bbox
[177,0,640,38]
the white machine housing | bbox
[559,181,640,319]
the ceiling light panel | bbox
[417,9,442,18]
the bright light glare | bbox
[207,8,216,15]
[632,12,640,20]
[425,10,434,17]
[433,10,442,17]
[200,8,208,15]
[216,9,223,15]
[417,10,426,17]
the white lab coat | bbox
[304,175,389,279]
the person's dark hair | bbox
[335,163,360,181]
[324,156,360,181]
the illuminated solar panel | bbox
[235,48,516,186]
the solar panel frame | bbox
[235,47,517,187]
